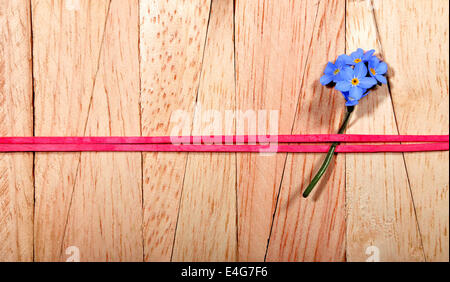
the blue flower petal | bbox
[332,74,343,83]
[369,56,380,66]
[335,81,352,92]
[349,86,363,100]
[340,67,353,81]
[358,77,377,88]
[375,62,388,74]
[354,62,367,78]
[340,91,350,100]
[375,74,387,84]
[352,48,364,59]
[336,54,348,64]
[345,99,359,106]
[362,49,376,61]
[320,74,334,85]
[324,62,335,74]
[368,60,378,77]
[340,54,354,65]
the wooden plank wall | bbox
[266,0,346,262]
[172,0,237,262]
[0,0,34,262]
[0,0,448,262]
[235,0,322,261]
[33,0,142,261]
[374,0,449,262]
[140,0,211,261]
[345,0,424,261]
[32,0,109,261]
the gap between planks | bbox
[29,0,36,263]
[263,1,323,261]
[369,1,426,260]
[169,0,214,262]
[55,0,113,260]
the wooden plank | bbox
[266,0,346,262]
[234,0,320,262]
[345,0,424,262]
[171,0,236,261]
[374,0,449,261]
[59,0,143,261]
[0,0,34,262]
[33,0,109,261]
[140,0,211,261]
[34,0,142,261]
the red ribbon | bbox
[0,142,447,152]
[0,135,448,153]
[0,134,448,144]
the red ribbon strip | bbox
[0,135,448,153]
[0,134,448,144]
[0,143,448,152]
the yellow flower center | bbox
[351,78,359,86]
[370,68,376,75]
[333,68,340,75]
[354,58,362,63]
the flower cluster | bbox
[320,48,388,106]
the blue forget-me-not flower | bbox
[304,48,389,198]
[342,48,376,65]
[335,63,377,106]
[368,57,388,84]
[319,55,350,85]
[319,48,388,106]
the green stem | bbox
[302,106,354,198]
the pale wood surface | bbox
[33,0,142,261]
[374,0,449,262]
[172,0,237,261]
[0,0,34,262]
[140,0,211,261]
[0,0,448,262]
[266,0,346,262]
[345,0,424,262]
[32,0,109,261]
[60,0,143,261]
[234,0,321,261]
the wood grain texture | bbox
[140,0,211,261]
[266,0,346,262]
[0,0,447,262]
[60,0,143,261]
[0,0,34,262]
[234,0,320,261]
[33,0,142,261]
[374,0,449,261]
[33,0,109,261]
[345,0,424,262]
[172,0,237,261]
